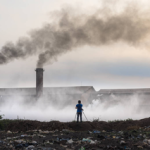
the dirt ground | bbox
[1,118,150,149]
[5,117,150,132]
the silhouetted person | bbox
[75,100,83,122]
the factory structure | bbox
[0,68,150,105]
[0,68,96,105]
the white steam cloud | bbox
[0,94,150,121]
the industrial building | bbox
[0,68,150,106]
[0,68,96,106]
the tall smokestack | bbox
[35,68,44,98]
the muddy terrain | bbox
[1,118,150,149]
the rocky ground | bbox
[1,118,150,149]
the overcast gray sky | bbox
[1,0,150,91]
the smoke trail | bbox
[0,4,150,67]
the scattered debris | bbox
[1,118,150,149]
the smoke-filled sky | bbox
[1,0,150,90]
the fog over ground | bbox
[0,93,150,122]
[1,0,150,121]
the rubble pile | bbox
[1,118,150,149]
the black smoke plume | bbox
[0,5,150,67]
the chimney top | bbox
[35,68,44,71]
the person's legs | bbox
[80,112,82,122]
[78,112,82,122]
[77,112,79,122]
